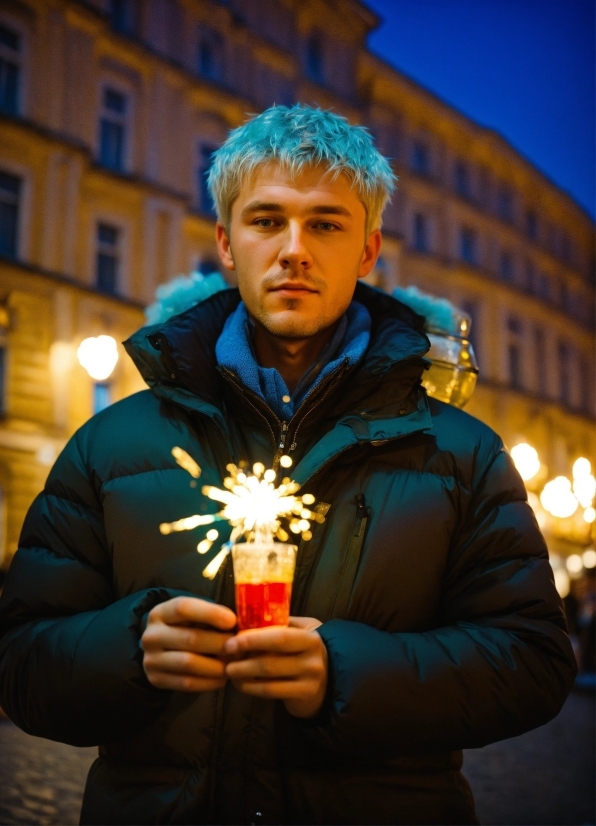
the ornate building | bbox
[0,0,594,567]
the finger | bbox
[150,597,237,631]
[225,654,305,681]
[224,627,312,656]
[148,672,227,692]
[289,616,323,630]
[142,624,235,656]
[145,650,227,679]
[231,678,312,700]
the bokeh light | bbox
[540,477,578,518]
[511,443,540,481]
[77,336,119,381]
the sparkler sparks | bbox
[159,448,327,579]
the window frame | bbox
[90,213,130,296]
[0,14,27,117]
[97,79,134,173]
[459,225,478,266]
[0,158,31,261]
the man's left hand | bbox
[223,616,328,719]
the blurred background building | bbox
[0,0,594,588]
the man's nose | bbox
[278,223,313,270]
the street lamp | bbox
[77,336,119,381]
[511,443,541,481]
[540,476,579,519]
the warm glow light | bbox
[77,336,119,380]
[511,443,541,481]
[572,457,591,479]
[566,554,583,574]
[49,341,75,373]
[582,549,596,569]
[584,507,596,524]
[553,567,570,598]
[574,475,596,509]
[540,477,579,518]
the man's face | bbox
[216,162,381,339]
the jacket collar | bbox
[123,282,433,460]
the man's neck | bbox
[251,318,342,392]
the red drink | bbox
[231,543,297,630]
[235,581,292,630]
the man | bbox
[0,106,576,825]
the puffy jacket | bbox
[0,283,577,825]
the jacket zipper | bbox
[219,367,280,457]
[329,493,370,620]
[283,360,350,458]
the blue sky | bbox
[364,0,595,219]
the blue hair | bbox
[207,104,396,234]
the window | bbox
[560,231,572,264]
[524,259,535,293]
[411,141,430,176]
[499,250,514,282]
[109,0,139,36]
[496,186,514,222]
[459,226,477,265]
[96,222,120,294]
[413,213,429,253]
[507,316,523,390]
[93,382,112,414]
[306,33,324,83]
[454,161,470,199]
[0,315,6,415]
[537,272,552,303]
[579,355,592,414]
[526,209,538,241]
[534,327,547,397]
[197,145,217,215]
[99,86,128,171]
[197,258,221,276]
[0,170,20,257]
[558,342,570,406]
[0,23,21,115]
[197,27,224,82]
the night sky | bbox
[364,0,595,219]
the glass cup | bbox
[231,543,297,630]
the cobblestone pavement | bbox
[0,689,593,825]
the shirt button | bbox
[282,395,291,403]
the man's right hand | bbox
[141,597,237,692]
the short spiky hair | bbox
[207,105,396,236]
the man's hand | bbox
[223,616,328,719]
[141,597,237,692]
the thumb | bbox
[289,616,323,631]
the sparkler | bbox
[159,448,327,579]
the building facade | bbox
[0,0,594,567]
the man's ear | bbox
[216,222,235,271]
[358,229,382,279]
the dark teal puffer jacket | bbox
[0,283,576,825]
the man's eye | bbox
[255,218,275,228]
[315,222,338,231]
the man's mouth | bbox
[269,281,318,297]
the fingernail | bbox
[225,639,237,654]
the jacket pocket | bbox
[329,494,370,620]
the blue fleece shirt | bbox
[215,300,371,421]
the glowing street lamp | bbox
[511,443,540,482]
[77,336,119,381]
[540,476,579,519]
[572,457,596,509]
